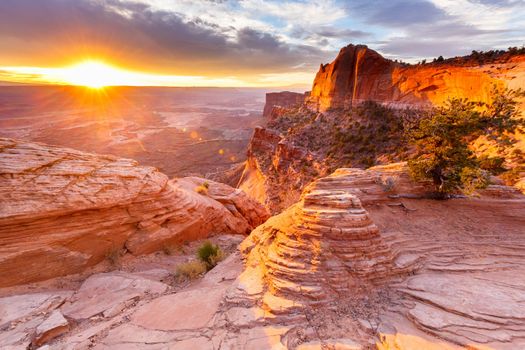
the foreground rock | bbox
[239,177,415,312]
[0,138,269,286]
[2,165,524,349]
[33,310,69,346]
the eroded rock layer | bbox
[306,44,525,112]
[240,171,414,311]
[0,138,269,286]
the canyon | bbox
[1,43,525,350]
[244,45,525,212]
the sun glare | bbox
[58,60,127,88]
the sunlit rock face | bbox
[263,91,305,118]
[0,138,269,287]
[238,126,320,213]
[306,44,525,112]
[240,168,415,312]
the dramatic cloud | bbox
[345,0,525,61]
[0,0,524,85]
[0,0,332,77]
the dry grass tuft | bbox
[174,260,207,281]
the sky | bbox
[0,0,524,87]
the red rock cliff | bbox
[307,44,525,112]
[263,91,306,118]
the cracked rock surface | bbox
[0,138,269,287]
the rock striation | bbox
[2,165,525,349]
[263,91,306,118]
[239,169,415,312]
[0,138,269,287]
[306,44,525,112]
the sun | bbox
[59,60,125,88]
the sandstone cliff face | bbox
[306,44,525,112]
[263,91,306,118]
[238,126,324,213]
[0,138,269,287]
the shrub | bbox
[174,260,207,281]
[195,183,209,195]
[460,167,490,194]
[197,241,223,270]
[406,88,525,196]
[377,176,396,192]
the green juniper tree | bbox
[406,88,524,197]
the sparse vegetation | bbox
[197,241,224,270]
[426,46,525,66]
[195,181,210,195]
[406,88,525,196]
[174,260,207,281]
[377,176,396,192]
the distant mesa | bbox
[263,91,307,118]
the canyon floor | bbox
[0,86,266,179]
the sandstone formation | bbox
[0,138,269,287]
[263,91,306,118]
[1,165,525,349]
[239,177,416,311]
[238,126,323,213]
[306,44,525,112]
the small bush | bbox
[197,241,223,270]
[377,176,396,192]
[460,167,490,195]
[174,260,207,281]
[195,184,209,195]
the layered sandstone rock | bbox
[239,169,416,313]
[306,44,525,112]
[2,165,525,349]
[263,91,306,118]
[0,138,268,287]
